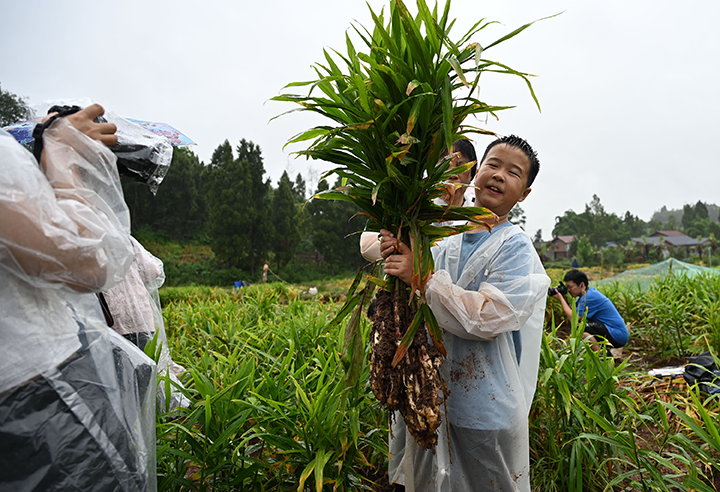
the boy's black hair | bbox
[564,269,589,288]
[480,134,540,187]
[440,138,478,179]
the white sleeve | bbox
[360,231,382,262]
[0,122,134,292]
[425,237,550,341]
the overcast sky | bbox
[2,0,718,240]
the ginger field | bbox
[157,272,720,491]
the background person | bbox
[103,235,190,411]
[360,138,478,262]
[0,104,156,491]
[551,269,629,351]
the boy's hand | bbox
[380,230,413,285]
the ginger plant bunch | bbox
[273,0,542,381]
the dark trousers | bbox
[585,319,623,348]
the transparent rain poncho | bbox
[391,223,550,492]
[103,236,190,411]
[0,121,156,491]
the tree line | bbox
[548,194,720,267]
[122,141,367,283]
[0,83,372,284]
[551,195,720,245]
[4,84,716,280]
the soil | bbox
[369,288,445,450]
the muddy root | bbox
[369,288,445,449]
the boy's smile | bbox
[474,144,532,223]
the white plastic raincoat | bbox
[0,121,156,491]
[104,236,190,411]
[392,223,549,492]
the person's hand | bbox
[550,290,564,301]
[66,104,118,146]
[381,230,413,286]
[379,229,399,259]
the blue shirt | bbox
[576,287,629,345]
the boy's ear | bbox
[518,187,532,202]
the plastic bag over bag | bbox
[31,98,173,194]
[0,122,156,491]
[103,111,172,194]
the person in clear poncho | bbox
[0,105,156,491]
[380,135,550,492]
[103,235,190,411]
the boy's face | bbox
[474,143,532,220]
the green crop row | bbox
[602,272,720,359]
[531,313,720,491]
[157,284,386,491]
[158,275,720,491]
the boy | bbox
[551,269,629,350]
[381,135,550,491]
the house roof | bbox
[553,235,575,244]
[651,230,686,237]
[630,235,703,247]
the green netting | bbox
[593,258,719,291]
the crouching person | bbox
[0,105,156,491]
[551,269,629,351]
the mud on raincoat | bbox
[390,223,549,492]
[0,120,156,491]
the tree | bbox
[533,229,543,244]
[0,84,31,126]
[508,204,526,229]
[553,195,646,246]
[204,139,274,274]
[123,147,207,241]
[205,141,253,269]
[695,201,709,220]
[574,235,595,267]
[292,173,306,201]
[237,139,274,275]
[600,245,624,267]
[272,171,300,273]
[307,178,365,273]
[682,204,696,230]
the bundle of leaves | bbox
[273,0,541,448]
